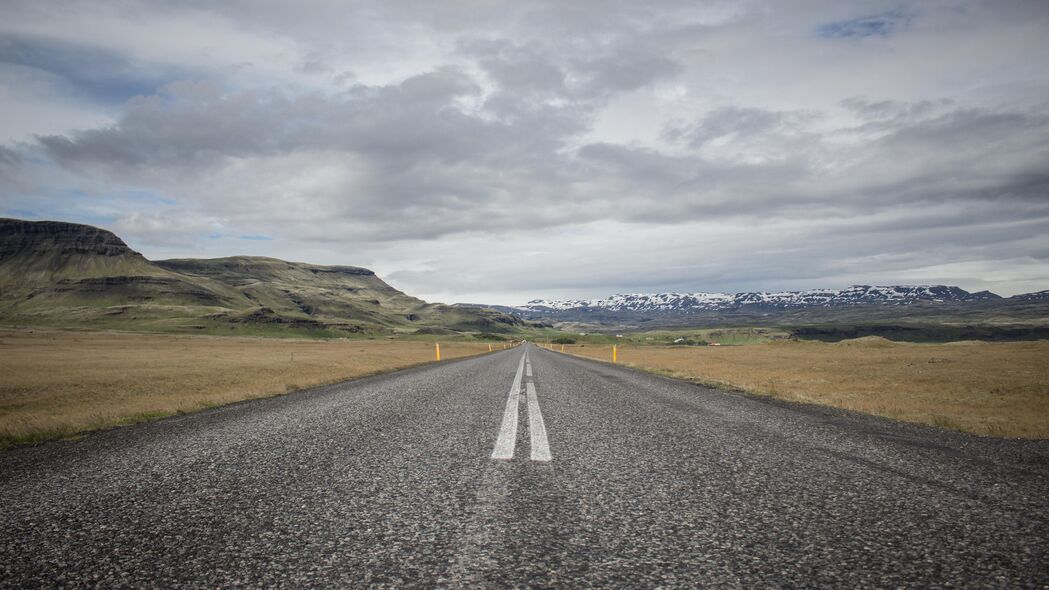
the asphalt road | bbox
[2,343,1047,588]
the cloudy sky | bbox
[1,0,1047,304]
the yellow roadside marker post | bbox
[561,344,565,353]
[612,345,617,363]
[489,344,493,352]
[436,343,441,361]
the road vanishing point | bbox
[2,343,1047,588]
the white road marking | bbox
[491,351,527,460]
[526,362,533,377]
[526,382,552,462]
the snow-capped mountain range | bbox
[519,285,1002,313]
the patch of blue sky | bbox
[816,9,914,39]
[3,199,115,225]
[0,34,196,105]
[11,187,144,226]
[2,208,40,219]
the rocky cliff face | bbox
[0,218,167,296]
[0,218,137,259]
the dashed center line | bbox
[491,351,526,460]
[491,348,552,462]
[526,382,551,462]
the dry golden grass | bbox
[561,337,1049,438]
[0,330,502,449]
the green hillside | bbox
[0,218,523,337]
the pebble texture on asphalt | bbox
[1,343,1047,588]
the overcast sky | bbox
[1,1,1047,304]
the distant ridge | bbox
[500,284,1049,333]
[1009,290,1049,302]
[521,285,1003,314]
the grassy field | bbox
[0,330,504,449]
[535,327,791,347]
[618,327,791,345]
[559,337,1049,438]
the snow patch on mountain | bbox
[521,285,1000,313]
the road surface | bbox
[2,344,1047,587]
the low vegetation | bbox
[560,337,1049,438]
[0,219,530,338]
[0,329,501,449]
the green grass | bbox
[530,326,791,346]
[789,323,1049,343]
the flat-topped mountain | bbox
[1,218,133,258]
[0,218,245,309]
[1,218,173,286]
[0,218,521,336]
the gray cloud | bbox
[571,51,683,98]
[2,0,1048,301]
[27,84,1049,252]
[840,97,955,122]
[0,145,19,167]
[663,106,821,151]
[38,69,489,170]
[467,40,568,98]
[0,33,192,104]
